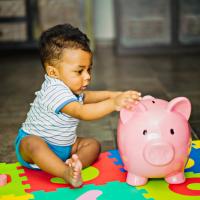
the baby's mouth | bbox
[81,85,87,90]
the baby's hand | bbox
[114,91,141,111]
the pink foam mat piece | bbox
[0,174,7,186]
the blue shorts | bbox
[15,129,72,169]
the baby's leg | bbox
[19,135,82,187]
[71,137,101,168]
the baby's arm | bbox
[61,91,141,120]
[83,91,122,103]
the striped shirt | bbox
[22,74,83,146]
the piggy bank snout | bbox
[143,142,175,166]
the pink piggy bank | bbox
[117,95,191,186]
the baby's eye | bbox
[76,70,83,74]
[87,68,92,73]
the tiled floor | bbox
[1,46,200,163]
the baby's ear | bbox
[46,65,59,78]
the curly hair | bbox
[39,24,91,70]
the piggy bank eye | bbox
[170,129,175,135]
[143,130,147,135]
[152,101,155,103]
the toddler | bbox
[15,24,141,187]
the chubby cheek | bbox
[61,71,80,85]
[68,78,83,93]
[68,79,80,89]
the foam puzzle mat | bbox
[1,140,200,200]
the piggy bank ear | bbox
[120,102,147,124]
[167,97,191,120]
[142,95,155,100]
[120,109,134,124]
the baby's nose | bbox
[83,71,91,80]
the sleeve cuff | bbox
[55,98,78,114]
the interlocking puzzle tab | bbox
[0,162,33,200]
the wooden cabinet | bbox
[0,0,38,49]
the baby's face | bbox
[57,48,92,95]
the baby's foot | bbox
[64,154,82,187]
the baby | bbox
[15,24,141,187]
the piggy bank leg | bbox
[126,173,148,186]
[165,172,185,184]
